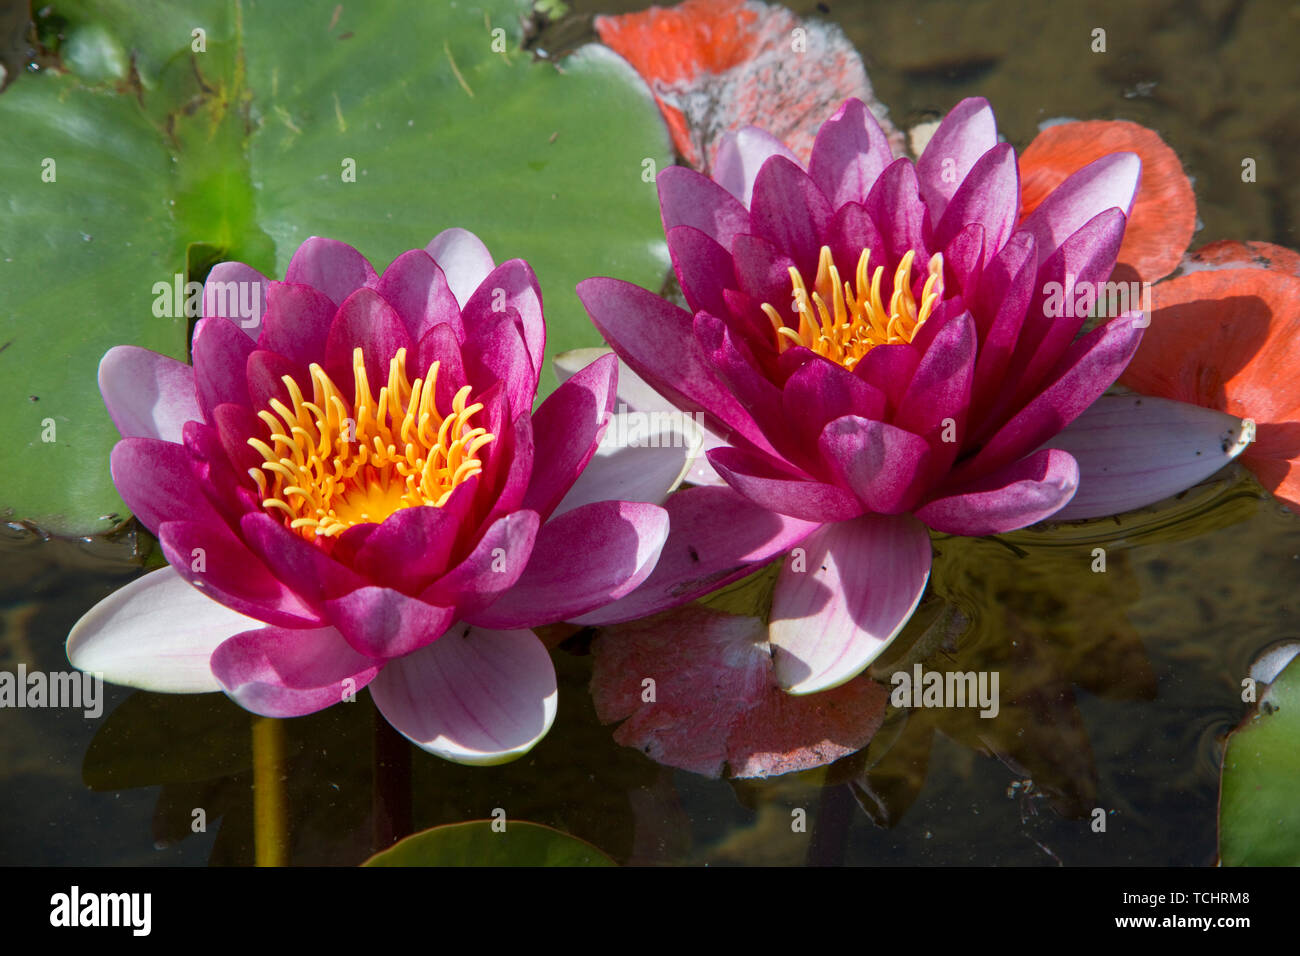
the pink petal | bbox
[373,249,462,342]
[551,412,696,517]
[202,261,270,337]
[157,519,322,628]
[323,287,415,396]
[425,228,495,308]
[808,97,894,208]
[708,446,865,522]
[369,625,557,765]
[818,416,932,513]
[769,514,932,694]
[285,236,378,306]
[916,448,1080,534]
[573,486,820,626]
[211,624,382,718]
[713,125,801,207]
[469,500,669,629]
[421,510,541,618]
[523,352,617,519]
[657,164,751,250]
[255,282,337,368]
[323,586,457,660]
[67,566,261,693]
[99,346,200,443]
[1044,394,1255,520]
[917,96,998,224]
[1018,152,1141,265]
[460,259,545,375]
[110,438,225,534]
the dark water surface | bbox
[3,0,1299,865]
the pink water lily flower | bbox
[67,231,685,765]
[577,97,1157,694]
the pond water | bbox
[2,0,1298,866]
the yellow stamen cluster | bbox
[761,245,944,370]
[248,347,494,540]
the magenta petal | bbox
[1019,151,1141,265]
[713,125,802,207]
[415,322,468,414]
[1044,395,1255,520]
[657,164,752,250]
[577,277,769,452]
[865,158,930,266]
[374,248,462,342]
[324,586,456,659]
[426,228,495,308]
[99,346,199,443]
[157,519,322,627]
[1005,208,1127,409]
[782,355,887,439]
[245,349,303,413]
[202,261,270,336]
[468,501,669,629]
[827,201,884,280]
[239,513,366,609]
[369,625,556,765]
[523,352,617,519]
[708,446,865,522]
[694,312,794,459]
[285,237,378,306]
[461,259,545,376]
[192,317,256,421]
[460,308,534,419]
[668,225,737,320]
[211,625,381,718]
[917,448,1080,534]
[479,398,534,530]
[970,233,1037,422]
[422,510,541,618]
[256,282,337,369]
[211,402,265,476]
[770,513,932,693]
[934,142,1019,253]
[731,233,798,322]
[855,342,921,415]
[323,287,415,393]
[819,416,932,513]
[749,157,834,277]
[894,311,977,464]
[961,314,1145,480]
[809,98,894,208]
[916,96,997,223]
[110,438,224,534]
[573,486,820,626]
[352,488,476,595]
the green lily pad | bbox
[363,820,616,867]
[1219,653,1300,866]
[0,0,671,536]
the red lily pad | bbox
[591,604,887,778]
[595,0,901,172]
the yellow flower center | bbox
[761,245,944,370]
[248,347,494,540]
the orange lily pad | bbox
[1019,120,1195,283]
